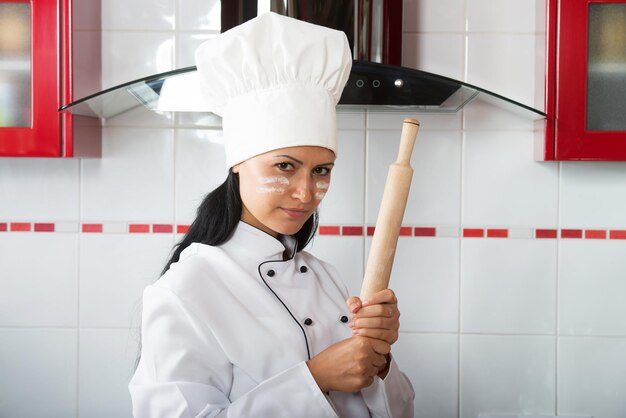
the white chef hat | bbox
[194,12,352,168]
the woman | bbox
[129,12,414,417]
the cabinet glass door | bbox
[587,3,626,130]
[0,2,31,127]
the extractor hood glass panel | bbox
[59,62,546,119]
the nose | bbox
[291,173,313,203]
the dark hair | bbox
[161,170,319,275]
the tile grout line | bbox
[362,111,369,292]
[76,150,83,418]
[457,95,468,418]
[555,160,562,416]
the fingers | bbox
[353,303,398,320]
[352,327,399,345]
[346,296,362,314]
[350,290,400,345]
[361,289,397,307]
[367,337,391,355]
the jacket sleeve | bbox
[360,356,415,418]
[129,285,339,418]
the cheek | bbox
[314,180,330,201]
[255,186,287,194]
[254,176,289,195]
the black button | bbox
[267,269,275,277]
[340,315,349,323]
[299,266,308,273]
[304,318,313,326]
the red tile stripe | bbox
[414,227,436,237]
[129,224,150,233]
[463,228,484,238]
[0,223,624,241]
[34,223,55,232]
[561,229,583,239]
[319,225,340,235]
[610,230,626,240]
[536,229,557,239]
[342,226,363,236]
[487,229,508,238]
[399,227,412,236]
[10,222,31,232]
[152,224,173,233]
[585,229,606,239]
[82,223,103,233]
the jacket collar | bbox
[221,221,297,263]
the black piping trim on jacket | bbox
[256,240,312,360]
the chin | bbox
[273,221,307,236]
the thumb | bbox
[346,296,362,314]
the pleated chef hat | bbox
[194,12,352,167]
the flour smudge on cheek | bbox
[315,181,330,201]
[255,176,289,194]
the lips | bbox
[281,207,309,219]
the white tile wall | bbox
[106,105,175,129]
[307,236,364,297]
[102,0,175,31]
[367,127,462,225]
[460,335,556,418]
[317,129,366,225]
[3,0,626,417]
[466,34,538,106]
[0,233,78,327]
[0,328,77,417]
[464,96,536,132]
[394,237,460,332]
[560,162,626,228]
[101,32,174,89]
[81,127,175,222]
[394,333,459,418]
[559,337,626,418]
[79,328,138,418]
[174,129,227,223]
[559,240,626,336]
[0,158,79,221]
[403,33,465,80]
[466,0,537,33]
[461,239,557,334]
[177,0,221,31]
[79,234,174,327]
[403,0,466,33]
[463,130,559,227]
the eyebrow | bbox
[272,154,335,167]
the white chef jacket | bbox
[129,221,414,417]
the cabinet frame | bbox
[545,0,626,161]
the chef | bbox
[129,12,415,418]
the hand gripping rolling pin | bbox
[360,118,420,300]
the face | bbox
[233,146,336,237]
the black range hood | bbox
[59,61,545,119]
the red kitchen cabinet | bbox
[544,0,626,160]
[0,0,100,157]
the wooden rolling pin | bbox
[360,118,420,300]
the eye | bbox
[313,166,332,176]
[275,162,294,171]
